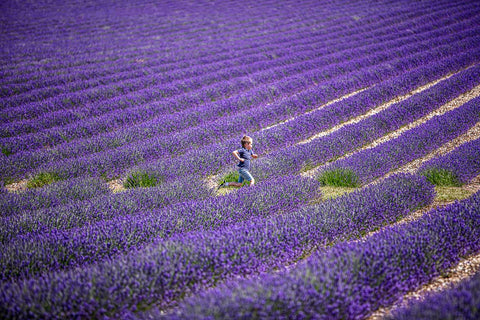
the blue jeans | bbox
[238,168,253,184]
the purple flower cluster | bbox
[318,94,480,186]
[0,174,434,318]
[162,190,480,319]
[418,137,480,186]
[0,175,320,280]
[388,270,480,320]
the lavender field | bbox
[1,0,480,319]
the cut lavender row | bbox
[0,174,318,246]
[0,174,434,318]
[417,136,480,186]
[0,175,321,280]
[0,176,110,217]
[388,269,480,320]
[0,175,213,244]
[162,190,480,320]
[251,60,480,181]
[317,95,480,186]
[5,13,478,168]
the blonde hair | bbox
[241,135,253,147]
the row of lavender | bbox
[387,269,480,319]
[0,174,434,318]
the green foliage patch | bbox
[317,168,360,187]
[123,170,162,189]
[27,172,62,189]
[421,168,460,187]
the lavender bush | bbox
[0,176,213,244]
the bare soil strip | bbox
[298,72,455,145]
[260,87,369,132]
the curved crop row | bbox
[0,174,318,245]
[0,175,214,244]
[0,175,320,280]
[0,174,434,319]
[162,190,480,319]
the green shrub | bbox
[421,168,460,187]
[123,171,161,188]
[317,168,359,187]
[27,172,61,188]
